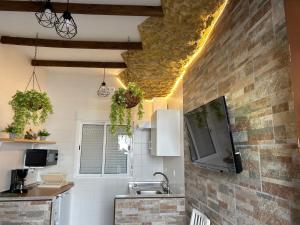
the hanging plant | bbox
[7,33,54,135]
[9,90,53,135]
[110,82,144,136]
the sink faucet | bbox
[153,172,170,194]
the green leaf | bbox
[109,82,144,136]
[9,90,53,135]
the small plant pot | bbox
[39,136,47,141]
[9,133,17,139]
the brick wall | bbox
[183,0,300,224]
[115,197,185,225]
[0,201,52,225]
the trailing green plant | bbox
[38,129,50,137]
[9,90,53,135]
[110,82,144,136]
[2,124,21,134]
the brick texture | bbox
[115,198,185,225]
[118,0,226,99]
[183,0,300,225]
[0,201,52,225]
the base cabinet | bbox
[0,192,71,225]
[0,200,52,225]
[115,197,185,225]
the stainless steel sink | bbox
[136,190,163,195]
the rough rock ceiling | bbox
[118,0,226,99]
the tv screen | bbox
[184,96,242,173]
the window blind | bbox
[80,124,104,174]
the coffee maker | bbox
[10,169,28,193]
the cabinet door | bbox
[151,110,181,156]
[51,191,72,225]
[60,191,72,225]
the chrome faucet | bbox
[153,172,170,194]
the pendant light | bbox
[35,0,58,28]
[97,69,115,97]
[55,0,78,39]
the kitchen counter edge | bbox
[0,182,74,202]
[115,193,185,199]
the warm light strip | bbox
[116,77,127,89]
[117,0,229,100]
[166,0,229,99]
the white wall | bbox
[39,71,163,225]
[0,45,47,191]
[0,45,185,225]
[164,80,185,194]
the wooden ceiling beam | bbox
[0,1,163,17]
[1,36,143,50]
[31,60,127,68]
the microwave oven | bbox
[25,149,58,167]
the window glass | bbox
[104,125,128,174]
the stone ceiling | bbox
[118,0,226,99]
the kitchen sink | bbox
[136,190,163,195]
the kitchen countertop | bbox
[115,193,185,199]
[0,182,74,202]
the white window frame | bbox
[74,120,131,178]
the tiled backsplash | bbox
[132,128,164,181]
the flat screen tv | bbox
[184,96,243,173]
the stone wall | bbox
[114,197,185,225]
[183,0,300,225]
[0,201,52,225]
[119,0,225,99]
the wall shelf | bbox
[0,138,56,145]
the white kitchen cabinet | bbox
[52,191,71,225]
[151,109,181,156]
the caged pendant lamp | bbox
[35,0,58,28]
[55,0,78,39]
[97,69,115,97]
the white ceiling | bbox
[0,0,161,76]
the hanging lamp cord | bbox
[102,68,106,83]
[25,33,41,92]
[66,0,70,11]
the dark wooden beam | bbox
[1,36,143,50]
[0,1,163,17]
[31,60,127,68]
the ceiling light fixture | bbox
[97,69,115,97]
[35,0,58,28]
[55,0,77,39]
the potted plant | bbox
[38,129,50,141]
[9,90,53,135]
[2,124,20,139]
[24,129,38,140]
[110,82,144,136]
